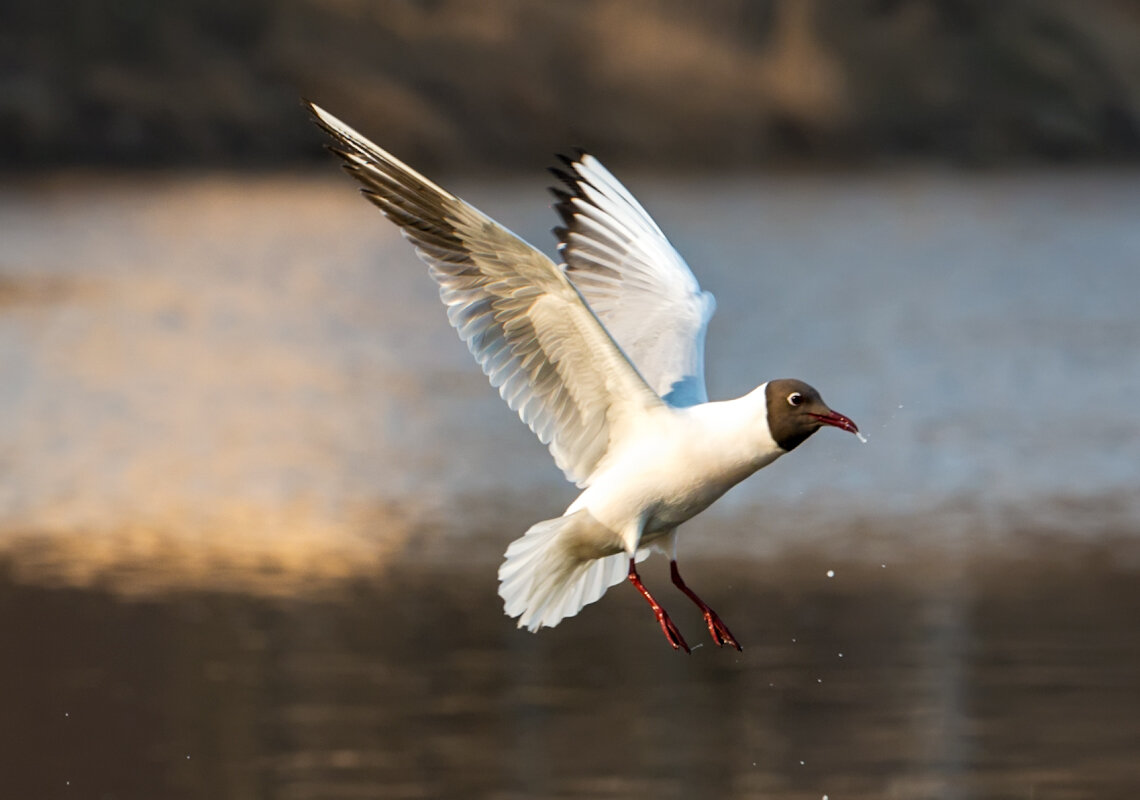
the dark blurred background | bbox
[5,0,1140,170]
[4,3,1140,799]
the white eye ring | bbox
[787,392,803,407]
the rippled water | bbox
[3,556,1138,799]
[1,170,1139,798]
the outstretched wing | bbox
[308,103,664,487]
[551,153,716,407]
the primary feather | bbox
[551,153,716,407]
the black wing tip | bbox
[555,147,589,163]
[548,184,579,229]
[306,100,355,156]
[547,158,589,198]
[552,148,591,173]
[548,151,598,240]
[303,97,333,131]
[547,165,577,188]
[548,147,598,196]
[549,186,576,217]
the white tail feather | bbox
[498,510,646,631]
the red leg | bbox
[670,561,742,651]
[627,559,690,653]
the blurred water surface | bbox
[2,556,1138,799]
[1,170,1139,797]
[1,169,1138,582]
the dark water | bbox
[3,551,1138,800]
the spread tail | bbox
[498,510,645,631]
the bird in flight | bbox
[308,102,860,652]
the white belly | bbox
[566,401,783,551]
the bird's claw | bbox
[669,560,743,651]
[656,609,691,654]
[703,610,742,651]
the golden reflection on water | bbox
[2,501,420,595]
[1,174,444,594]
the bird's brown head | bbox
[764,378,859,452]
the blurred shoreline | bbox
[3,494,1139,597]
[6,0,1140,170]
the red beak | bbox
[810,410,859,436]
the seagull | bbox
[308,102,860,652]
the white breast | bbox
[568,386,784,550]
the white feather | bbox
[497,510,649,631]
[554,153,716,407]
[308,104,663,488]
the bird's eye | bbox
[787,392,803,407]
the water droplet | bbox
[826,569,835,578]
[855,431,869,444]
